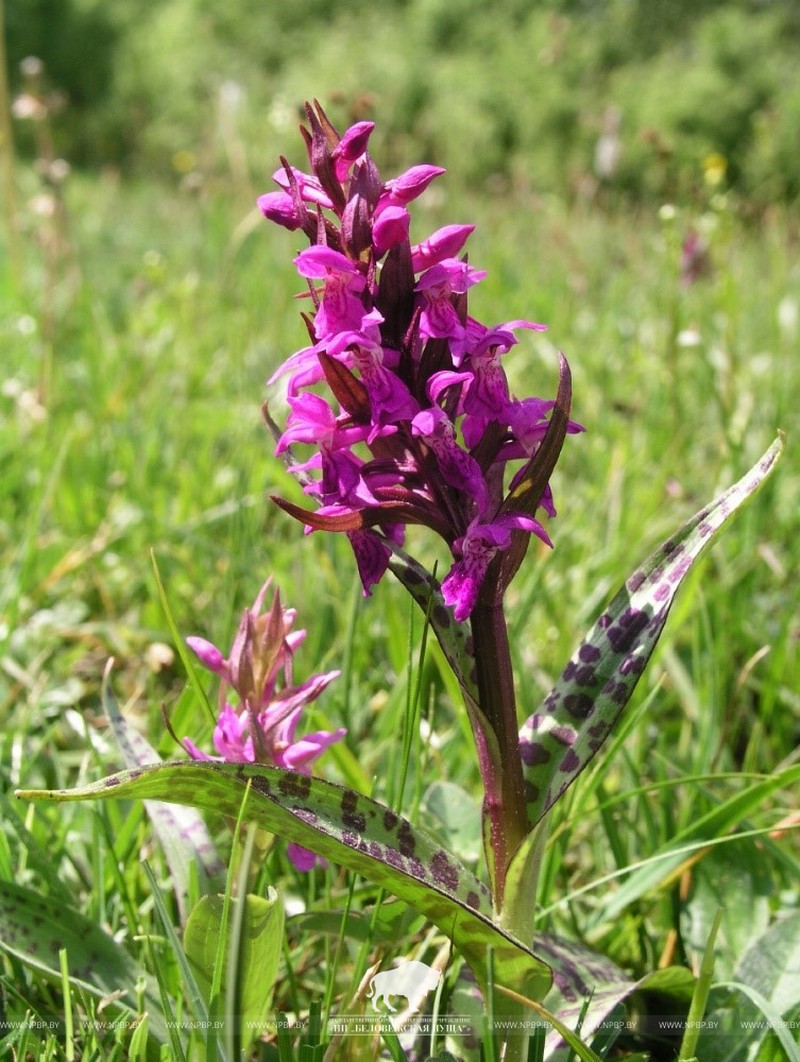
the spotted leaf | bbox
[0,880,170,1045]
[519,435,783,827]
[535,936,694,1059]
[388,546,479,705]
[17,761,552,1001]
[102,666,225,921]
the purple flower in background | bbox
[183,579,345,870]
[680,227,713,286]
[260,102,583,621]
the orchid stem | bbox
[471,602,529,907]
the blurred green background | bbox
[6,0,800,205]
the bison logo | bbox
[367,959,442,1013]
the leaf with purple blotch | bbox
[388,548,510,842]
[442,936,693,1060]
[388,546,479,706]
[16,761,552,1001]
[534,934,695,1059]
[519,435,783,828]
[387,548,508,845]
[101,665,225,921]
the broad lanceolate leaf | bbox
[0,879,169,1045]
[519,435,783,828]
[184,890,283,1052]
[102,667,225,922]
[17,762,552,1001]
[443,935,693,1061]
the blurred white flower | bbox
[778,295,798,340]
[677,327,702,348]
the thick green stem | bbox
[470,602,530,908]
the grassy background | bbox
[2,18,799,1058]
[7,0,800,203]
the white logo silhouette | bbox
[367,959,442,1013]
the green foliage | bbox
[18,760,553,1004]
[184,890,284,1054]
[6,0,800,202]
[0,880,169,1045]
[519,438,783,829]
[5,0,119,162]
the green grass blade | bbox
[714,980,800,1062]
[150,549,216,728]
[497,984,605,1062]
[102,664,225,920]
[142,861,213,1055]
[678,906,723,1061]
[379,1021,409,1062]
[0,879,169,1045]
[586,766,800,926]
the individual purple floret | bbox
[183,579,345,871]
[260,101,582,621]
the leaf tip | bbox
[14,788,57,801]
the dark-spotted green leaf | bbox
[17,761,552,1000]
[0,880,169,1045]
[519,436,783,827]
[535,936,694,1060]
[443,938,693,1061]
[184,890,283,1052]
[102,666,225,921]
[388,547,479,706]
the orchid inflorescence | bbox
[260,101,582,623]
[182,579,345,870]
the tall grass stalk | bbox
[0,0,21,290]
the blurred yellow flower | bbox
[703,153,727,188]
[172,149,197,174]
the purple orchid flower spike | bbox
[261,101,581,627]
[259,100,584,898]
[183,578,345,871]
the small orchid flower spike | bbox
[183,578,345,870]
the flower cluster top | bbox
[183,578,345,871]
[260,102,581,622]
